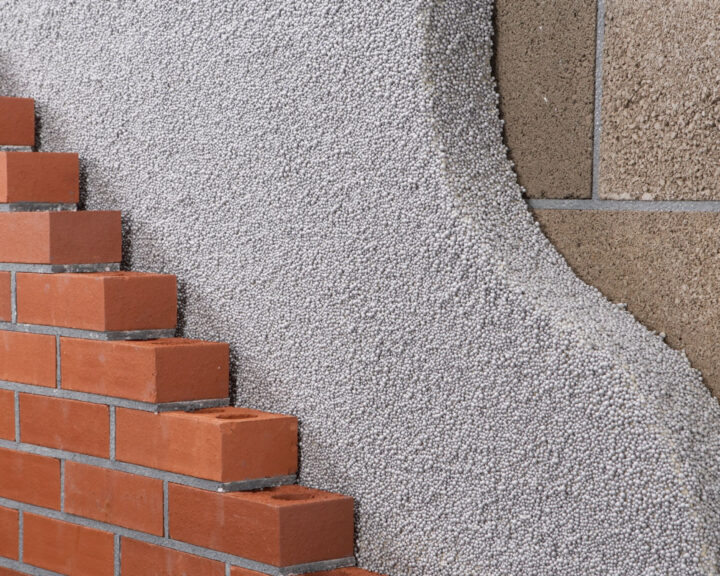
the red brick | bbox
[169,484,354,567]
[0,98,34,147]
[0,211,120,265]
[0,447,60,509]
[17,272,177,332]
[121,539,225,576]
[116,406,297,482]
[0,152,78,204]
[20,395,109,458]
[0,505,18,560]
[0,272,10,322]
[0,330,56,387]
[23,514,113,576]
[0,568,24,576]
[60,337,229,403]
[64,462,163,535]
[0,390,14,441]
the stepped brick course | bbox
[61,337,230,402]
[0,152,79,204]
[116,406,298,482]
[169,484,355,565]
[0,97,375,575]
[0,211,121,264]
[17,271,177,331]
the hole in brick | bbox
[270,493,316,502]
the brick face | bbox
[0,390,14,441]
[1,152,78,204]
[17,272,177,332]
[60,337,229,403]
[0,272,10,322]
[48,211,121,264]
[19,395,110,458]
[23,514,114,576]
[0,98,34,147]
[121,539,225,576]
[116,407,297,482]
[0,331,56,387]
[169,484,355,567]
[64,462,164,535]
[0,505,19,560]
[0,447,60,509]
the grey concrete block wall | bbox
[1,1,720,575]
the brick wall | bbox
[0,97,380,576]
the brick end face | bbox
[0,98,34,147]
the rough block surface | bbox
[599,0,720,200]
[495,0,596,198]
